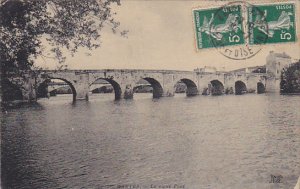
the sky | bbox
[35,0,300,71]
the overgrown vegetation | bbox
[280,61,300,94]
[1,0,126,102]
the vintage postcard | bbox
[1,0,300,189]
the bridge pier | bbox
[73,73,90,101]
[75,89,89,101]
[197,74,219,95]
[123,84,134,99]
[161,74,175,97]
[22,82,36,102]
[162,82,175,97]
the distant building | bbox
[265,51,292,93]
[194,66,217,73]
[266,51,292,79]
[229,66,266,74]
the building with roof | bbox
[266,51,292,79]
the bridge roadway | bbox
[20,69,269,101]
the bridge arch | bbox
[235,81,247,95]
[89,78,122,100]
[210,80,224,95]
[175,79,198,96]
[37,78,77,101]
[257,82,265,94]
[142,77,163,98]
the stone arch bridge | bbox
[24,69,269,101]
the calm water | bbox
[1,93,300,189]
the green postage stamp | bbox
[248,3,296,45]
[193,5,245,49]
[193,2,297,50]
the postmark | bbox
[212,1,266,60]
[193,1,266,60]
[193,1,297,60]
[248,3,296,45]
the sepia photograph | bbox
[1,0,300,188]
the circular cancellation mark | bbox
[209,1,268,60]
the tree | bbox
[280,61,300,94]
[0,0,127,102]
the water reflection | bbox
[1,94,300,189]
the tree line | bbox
[280,61,300,94]
[1,0,126,103]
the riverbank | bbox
[1,100,39,110]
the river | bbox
[1,93,300,189]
